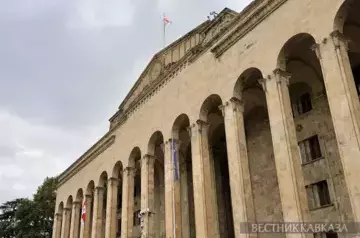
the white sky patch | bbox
[0,109,103,203]
[12,183,26,191]
[68,0,135,29]
[156,0,175,14]
[226,0,253,12]
[0,164,24,178]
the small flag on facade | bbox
[172,139,179,181]
[81,200,86,225]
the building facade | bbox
[52,0,360,237]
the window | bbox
[306,180,331,209]
[314,231,338,238]
[133,210,141,226]
[299,135,322,164]
[293,92,312,116]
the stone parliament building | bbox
[52,0,360,237]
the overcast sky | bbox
[0,0,252,204]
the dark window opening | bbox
[306,180,331,209]
[116,218,121,237]
[314,230,338,238]
[299,135,322,164]
[293,92,312,116]
[352,65,360,96]
[134,174,141,197]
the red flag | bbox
[163,17,172,24]
[81,200,86,225]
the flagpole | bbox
[163,13,166,48]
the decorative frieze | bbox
[211,0,288,58]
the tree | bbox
[0,176,58,238]
[0,198,25,238]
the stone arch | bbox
[277,33,318,69]
[334,0,359,33]
[234,66,283,224]
[277,33,325,106]
[75,188,83,202]
[147,131,164,156]
[98,171,108,188]
[171,114,195,237]
[66,195,73,209]
[125,146,142,237]
[199,93,234,237]
[335,0,360,97]
[276,30,346,223]
[233,67,263,99]
[58,201,64,214]
[86,180,95,195]
[172,113,190,139]
[199,94,223,122]
[112,161,123,179]
[128,147,141,168]
[147,130,165,237]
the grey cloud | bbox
[0,0,251,204]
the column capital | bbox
[55,212,62,218]
[330,30,349,50]
[73,201,81,206]
[267,68,291,86]
[142,154,156,165]
[220,97,245,115]
[63,207,71,212]
[85,194,92,199]
[123,166,136,176]
[108,177,119,186]
[95,186,105,191]
[165,138,181,147]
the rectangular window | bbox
[133,210,141,226]
[299,135,322,164]
[306,180,331,209]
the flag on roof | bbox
[163,16,172,24]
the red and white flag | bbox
[81,200,86,225]
[163,16,172,25]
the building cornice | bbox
[211,0,288,57]
[57,135,116,188]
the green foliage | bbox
[0,177,58,238]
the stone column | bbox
[121,167,136,238]
[189,120,218,238]
[313,31,360,222]
[70,201,81,238]
[61,208,72,238]
[83,195,93,238]
[261,69,308,237]
[164,139,182,238]
[52,213,62,238]
[220,97,256,237]
[105,177,119,238]
[91,187,105,238]
[140,154,155,238]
